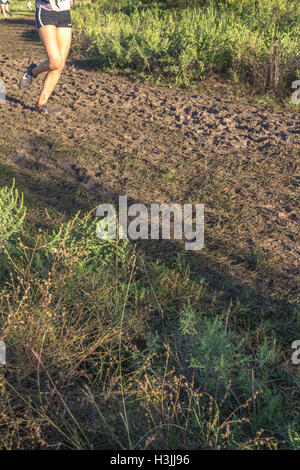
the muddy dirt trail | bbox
[0,17,299,314]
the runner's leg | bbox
[32,25,61,78]
[1,4,7,18]
[36,26,71,106]
[35,25,62,106]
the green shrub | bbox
[180,307,250,393]
[48,211,130,273]
[287,426,300,450]
[0,181,26,251]
[72,0,300,93]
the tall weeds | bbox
[72,0,300,94]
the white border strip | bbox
[38,6,44,28]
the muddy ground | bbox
[0,17,299,338]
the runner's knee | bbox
[48,55,62,71]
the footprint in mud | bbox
[70,164,90,184]
[1,42,300,198]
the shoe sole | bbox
[19,77,32,91]
[36,108,61,116]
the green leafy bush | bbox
[72,0,300,93]
[48,211,130,273]
[287,426,300,450]
[180,307,250,393]
[0,181,26,251]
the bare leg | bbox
[1,4,7,18]
[34,26,72,106]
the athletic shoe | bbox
[35,103,61,115]
[19,63,37,91]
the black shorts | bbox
[35,7,72,30]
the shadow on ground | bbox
[21,27,40,42]
[6,94,33,110]
[3,17,35,27]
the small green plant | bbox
[48,210,131,273]
[287,426,300,450]
[0,180,26,251]
[180,308,250,394]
